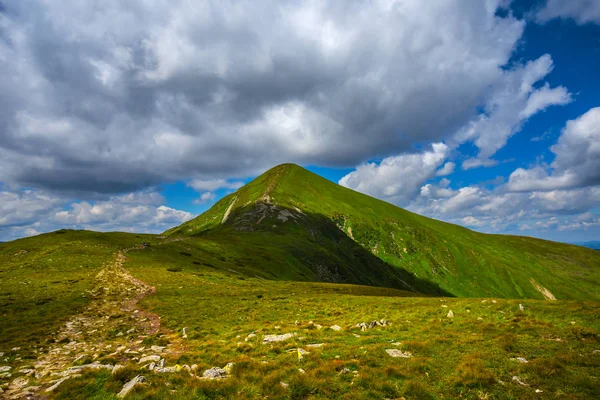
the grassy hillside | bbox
[1,236,598,399]
[167,164,600,301]
[0,230,156,361]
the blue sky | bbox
[1,0,599,243]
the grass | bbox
[51,237,600,399]
[0,230,156,361]
[0,233,598,399]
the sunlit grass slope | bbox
[0,230,156,360]
[167,164,600,300]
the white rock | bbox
[117,375,145,398]
[511,357,528,363]
[0,366,11,373]
[330,325,343,331]
[512,376,528,386]
[447,310,454,318]
[263,333,296,343]
[385,349,412,358]
[138,355,161,364]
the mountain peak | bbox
[165,164,600,300]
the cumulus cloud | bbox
[0,186,193,241]
[55,191,193,229]
[0,0,526,195]
[455,55,572,169]
[508,107,600,191]
[536,0,600,24]
[0,187,62,227]
[409,182,600,234]
[339,143,449,204]
[436,162,455,177]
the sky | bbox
[1,0,599,243]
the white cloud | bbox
[193,192,216,204]
[188,179,244,192]
[536,0,600,24]
[508,106,600,191]
[436,162,455,177]
[339,143,449,204]
[455,55,572,169]
[0,186,193,241]
[0,188,62,227]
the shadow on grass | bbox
[185,203,454,297]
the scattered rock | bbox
[330,325,343,331]
[306,343,324,348]
[535,389,543,393]
[150,345,165,353]
[138,355,161,364]
[295,320,300,326]
[117,375,145,398]
[202,363,234,379]
[339,368,351,375]
[298,368,305,374]
[512,376,528,386]
[263,333,296,343]
[0,366,11,373]
[511,357,528,363]
[46,376,73,393]
[519,304,524,311]
[9,377,29,391]
[356,319,390,331]
[245,332,257,342]
[182,327,189,338]
[385,349,412,358]
[67,362,113,374]
[447,310,454,318]
[280,382,289,389]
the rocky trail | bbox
[1,246,187,399]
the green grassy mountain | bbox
[167,163,600,300]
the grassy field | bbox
[54,238,600,399]
[0,234,598,399]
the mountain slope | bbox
[167,164,600,300]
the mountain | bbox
[167,163,600,300]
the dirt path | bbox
[2,246,185,399]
